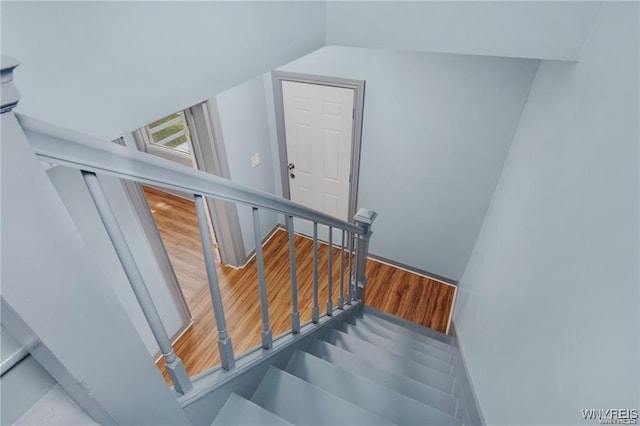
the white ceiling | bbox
[326,2,602,61]
[1,2,326,139]
[2,1,603,139]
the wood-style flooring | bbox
[143,186,456,382]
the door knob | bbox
[290,173,295,179]
[288,163,295,170]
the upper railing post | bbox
[286,216,301,334]
[353,209,377,303]
[252,207,273,349]
[311,222,320,323]
[338,230,345,310]
[326,226,333,316]
[347,232,354,304]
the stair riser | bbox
[212,393,292,426]
[308,339,457,416]
[350,317,453,359]
[358,314,452,351]
[252,367,393,426]
[324,330,455,394]
[340,323,453,373]
[286,351,461,426]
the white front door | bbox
[282,81,355,222]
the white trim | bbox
[445,286,457,335]
[145,143,192,167]
[294,229,456,333]
[294,230,349,250]
[148,116,181,133]
[293,230,456,288]
[112,138,193,343]
[153,129,186,147]
[187,100,248,267]
[0,346,29,376]
[238,225,286,268]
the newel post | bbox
[353,208,377,303]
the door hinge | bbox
[352,108,355,119]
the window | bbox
[144,112,191,155]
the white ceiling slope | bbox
[1,2,326,139]
[326,1,602,61]
[2,1,603,139]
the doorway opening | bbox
[137,109,223,262]
[132,102,247,268]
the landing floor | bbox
[143,186,456,382]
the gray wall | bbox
[453,3,639,424]
[215,76,282,257]
[325,2,601,60]
[2,110,190,424]
[1,1,326,140]
[278,47,538,280]
[47,167,186,355]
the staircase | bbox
[212,310,467,426]
[3,58,481,425]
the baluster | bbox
[286,216,300,333]
[352,235,360,303]
[353,209,378,302]
[338,230,345,309]
[312,222,320,323]
[82,171,193,394]
[194,195,235,370]
[326,226,333,316]
[346,231,354,305]
[252,207,273,349]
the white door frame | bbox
[272,71,365,222]
[112,137,192,352]
[131,102,248,268]
[185,100,248,267]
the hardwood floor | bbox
[365,261,456,333]
[143,186,456,383]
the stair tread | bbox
[308,339,457,416]
[287,350,461,425]
[350,316,453,357]
[212,393,292,426]
[363,307,452,342]
[252,366,393,426]
[340,322,452,372]
[324,329,454,394]
[359,313,452,350]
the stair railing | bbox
[8,59,377,397]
